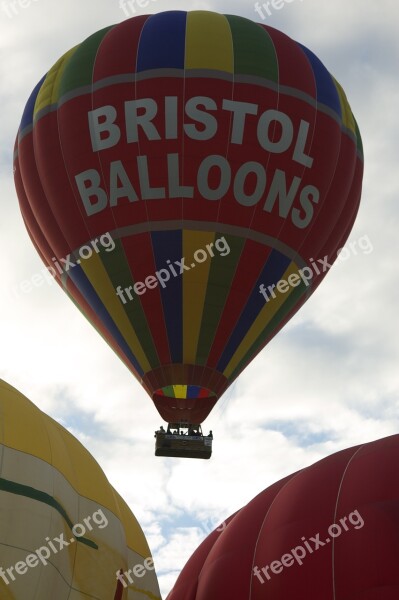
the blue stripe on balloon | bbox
[20,75,46,132]
[216,249,291,372]
[136,11,187,72]
[187,385,201,399]
[68,266,144,377]
[151,230,183,363]
[298,43,342,118]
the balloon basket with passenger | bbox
[154,424,213,459]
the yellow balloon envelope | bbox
[0,379,161,600]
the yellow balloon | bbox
[0,379,161,600]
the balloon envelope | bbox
[167,435,399,600]
[0,379,161,600]
[14,11,364,423]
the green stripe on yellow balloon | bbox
[185,11,234,72]
[183,230,215,364]
[226,14,278,80]
[223,262,308,379]
[0,478,98,549]
[72,252,152,372]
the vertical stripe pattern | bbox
[14,11,364,422]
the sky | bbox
[0,0,398,597]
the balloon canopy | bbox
[167,434,399,600]
[14,10,364,424]
[0,379,161,600]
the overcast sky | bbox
[1,0,398,596]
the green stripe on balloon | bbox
[196,235,245,366]
[58,27,114,100]
[90,239,160,369]
[354,117,364,159]
[228,282,308,382]
[162,385,175,397]
[0,477,98,549]
[227,15,278,81]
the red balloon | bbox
[167,435,399,599]
[14,11,364,426]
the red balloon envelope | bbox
[167,435,399,599]
[14,11,364,424]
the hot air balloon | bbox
[0,379,161,600]
[13,11,364,457]
[167,434,399,599]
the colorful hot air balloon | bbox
[0,379,161,600]
[13,11,364,446]
[167,434,399,600]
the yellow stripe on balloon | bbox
[333,77,356,135]
[183,230,215,364]
[173,385,187,398]
[223,262,302,379]
[77,253,152,373]
[185,11,234,73]
[34,47,78,117]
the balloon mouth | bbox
[152,388,219,424]
[155,385,216,400]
